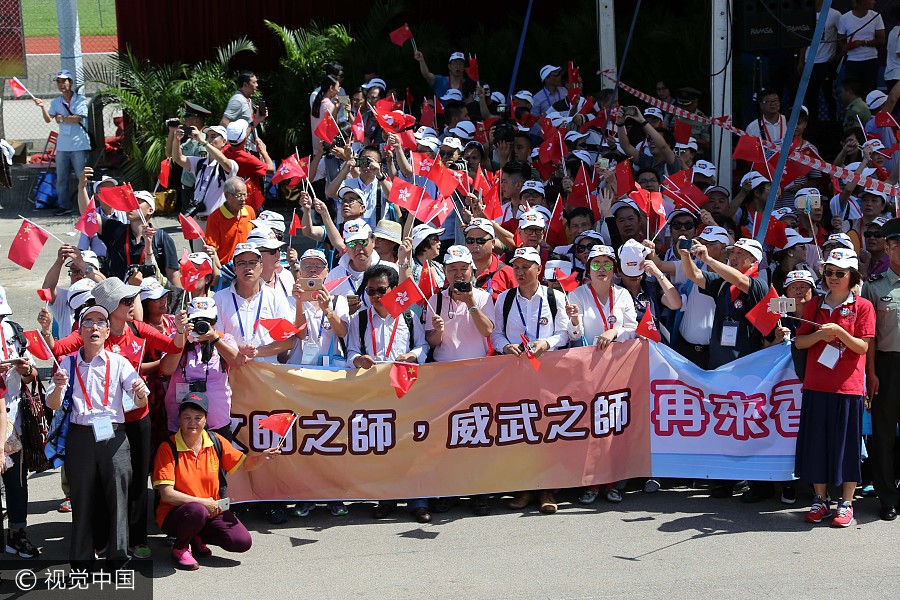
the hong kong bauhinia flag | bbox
[381,278,425,318]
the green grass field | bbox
[22,0,117,37]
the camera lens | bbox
[193,320,210,335]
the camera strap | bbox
[124,231,147,266]
[182,345,210,384]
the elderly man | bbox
[33,69,90,216]
[212,242,294,364]
[46,304,150,572]
[221,71,267,153]
[204,178,257,264]
[746,89,787,146]
[610,198,646,246]
[100,190,180,286]
[465,219,517,300]
[288,249,350,366]
[169,123,239,217]
[325,219,398,314]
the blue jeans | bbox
[55,149,89,209]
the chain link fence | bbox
[1,0,117,151]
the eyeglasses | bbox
[260,248,280,254]
[119,296,136,306]
[347,239,369,249]
[864,231,884,238]
[341,197,363,205]
[234,260,261,269]
[761,99,780,105]
[466,236,493,245]
[521,228,543,235]
[80,319,108,329]
[573,243,594,253]
[675,149,693,155]
[670,220,695,230]
[823,268,848,279]
[365,286,390,296]
[226,192,248,199]
[590,262,614,271]
[637,179,658,187]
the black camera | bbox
[166,118,180,128]
[492,122,515,144]
[453,281,472,293]
[126,264,157,279]
[191,318,214,335]
[188,380,207,393]
[678,239,693,251]
[356,155,372,169]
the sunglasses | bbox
[259,248,280,255]
[466,236,493,245]
[864,231,884,238]
[366,286,390,296]
[823,268,848,279]
[670,220,695,230]
[590,262,614,271]
[119,296,136,306]
[80,319,109,329]
[347,239,369,249]
[573,243,594,253]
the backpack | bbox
[358,309,415,357]
[166,429,228,499]
[44,356,76,469]
[501,287,558,337]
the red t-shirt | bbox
[796,293,875,396]
[224,146,267,211]
[475,254,517,301]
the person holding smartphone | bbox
[153,392,280,571]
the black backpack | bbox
[166,429,228,499]
[358,309,416,356]
[501,287,558,335]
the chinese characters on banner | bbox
[226,342,801,502]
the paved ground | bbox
[2,179,900,598]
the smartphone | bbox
[0,358,26,366]
[677,239,693,250]
[216,497,231,511]
[257,100,267,116]
[298,277,324,291]
[623,106,638,117]
[795,194,821,211]
[769,297,796,314]
[596,157,610,169]
[337,95,350,106]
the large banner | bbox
[226,341,801,502]
[649,344,800,481]
[227,342,652,502]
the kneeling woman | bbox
[794,248,874,528]
[152,393,281,570]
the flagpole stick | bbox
[289,208,296,247]
[411,275,437,315]
[410,37,418,53]
[40,335,61,370]
[557,131,567,178]
[276,414,298,450]
[18,216,66,244]
[805,212,823,264]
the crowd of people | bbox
[3,0,900,575]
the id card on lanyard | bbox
[515,296,543,342]
[232,291,263,343]
[74,353,114,441]
[720,286,739,347]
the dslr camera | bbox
[126,264,157,279]
[190,317,214,336]
[188,380,207,393]
[453,281,472,293]
[492,122,515,144]
[356,155,372,169]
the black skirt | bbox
[794,389,863,486]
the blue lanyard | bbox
[231,291,263,340]
[515,295,543,341]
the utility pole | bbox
[710,0,732,192]
[56,0,83,86]
[597,1,617,88]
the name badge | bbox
[92,415,115,442]
[817,344,840,369]
[720,323,738,347]
[301,338,320,365]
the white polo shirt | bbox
[345,308,428,364]
[285,296,351,364]
[672,260,715,345]
[566,283,637,343]
[45,351,141,426]
[424,288,496,361]
[213,283,292,364]
[491,285,569,351]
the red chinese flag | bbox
[875,112,900,129]
[473,166,490,196]
[351,109,366,143]
[763,216,789,249]
[97,184,140,212]
[554,268,580,293]
[398,129,418,151]
[375,98,403,113]
[179,249,212,293]
[666,171,708,210]
[616,158,636,196]
[314,112,341,143]
[474,121,488,145]
[434,96,444,115]
[389,178,426,211]
[418,262,441,298]
[75,198,101,238]
[420,101,436,128]
[520,334,541,371]
[580,111,608,133]
[23,330,52,361]
[546,195,568,247]
[406,87,415,112]
[415,194,454,226]
[158,159,171,188]
[629,186,651,215]
[465,54,479,82]
[427,162,461,198]
[389,363,419,398]
[746,287,782,336]
[482,184,502,221]
[8,219,50,270]
[37,288,53,302]
[381,278,425,318]
[673,119,692,145]
[257,318,305,342]
[568,163,593,209]
[733,135,767,164]
[290,212,302,235]
[258,412,296,437]
[8,77,29,98]
[389,23,414,47]
[567,61,580,83]
[179,213,205,241]
[635,309,661,343]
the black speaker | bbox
[737,0,816,52]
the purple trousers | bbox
[161,502,252,552]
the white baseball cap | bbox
[247,228,283,250]
[514,90,534,105]
[705,185,730,199]
[188,252,212,266]
[225,119,250,145]
[418,136,440,153]
[611,198,644,216]
[448,51,465,62]
[441,89,464,102]
[139,277,170,301]
[573,230,604,247]
[55,69,74,81]
[188,296,218,320]
[521,180,546,196]
[565,130,588,143]
[869,216,889,228]
[133,190,155,207]
[777,228,813,252]
[518,209,546,230]
[740,170,769,189]
[66,249,101,270]
[465,218,495,237]
[300,249,328,264]
[728,238,763,262]
[617,238,650,277]
[253,210,287,233]
[441,136,464,151]
[342,219,372,243]
[823,247,858,271]
[540,65,562,81]
[696,225,730,245]
[203,125,227,140]
[772,207,797,221]
[643,107,665,121]
[66,278,97,311]
[415,126,438,140]
[861,187,889,202]
[490,91,506,104]
[232,242,261,258]
[824,232,854,251]
[842,162,877,184]
[443,245,474,266]
[362,78,386,91]
[866,90,888,111]
[862,138,891,158]
[784,269,816,289]
[587,245,616,260]
[511,246,542,265]
[0,286,11,316]
[449,120,476,140]
[675,137,698,151]
[693,160,716,177]
[411,223,445,251]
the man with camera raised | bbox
[324,145,395,228]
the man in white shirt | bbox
[325,219,398,315]
[800,0,842,122]
[46,305,149,571]
[212,243,294,364]
[745,89,787,146]
[425,245,495,362]
[169,124,238,217]
[287,249,350,366]
[837,0,886,93]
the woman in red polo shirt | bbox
[794,248,875,528]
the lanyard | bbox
[370,308,400,358]
[74,352,111,411]
[305,303,328,344]
[0,324,8,360]
[759,116,784,143]
[515,295,543,341]
[231,291,263,341]
[589,285,615,332]
[124,232,146,267]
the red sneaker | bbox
[804,497,833,523]
[831,502,855,528]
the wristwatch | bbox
[468,306,479,313]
